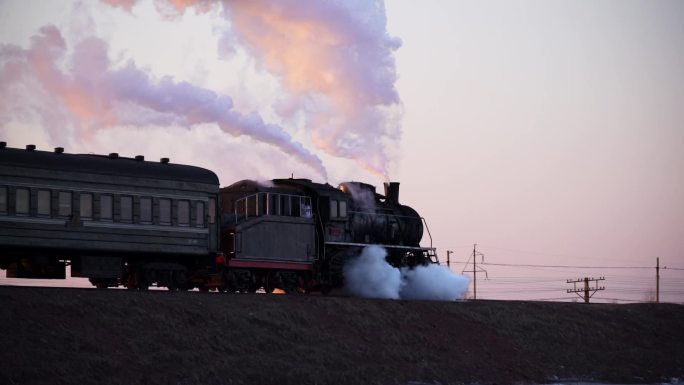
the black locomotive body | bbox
[219,178,437,292]
[0,143,436,292]
[0,144,220,289]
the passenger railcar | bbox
[0,143,220,289]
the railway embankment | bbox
[0,286,682,385]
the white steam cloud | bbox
[344,245,470,301]
[2,0,403,182]
[0,25,327,179]
[343,183,377,211]
[105,0,403,180]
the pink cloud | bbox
[0,25,327,178]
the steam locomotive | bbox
[0,143,437,292]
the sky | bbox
[1,0,683,302]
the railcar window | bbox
[140,197,152,223]
[159,198,171,225]
[178,200,190,226]
[15,188,29,215]
[245,195,255,217]
[258,194,267,216]
[291,196,301,217]
[269,194,279,215]
[208,198,216,224]
[0,187,7,214]
[80,193,93,219]
[280,195,291,216]
[100,195,113,220]
[196,201,205,226]
[58,192,72,217]
[120,196,133,222]
[330,200,338,218]
[339,200,347,217]
[300,197,312,218]
[37,190,51,216]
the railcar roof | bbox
[222,179,297,194]
[0,146,219,185]
[272,178,347,197]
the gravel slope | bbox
[0,286,682,385]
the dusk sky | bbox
[1,0,682,302]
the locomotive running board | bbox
[228,259,313,270]
[324,241,436,252]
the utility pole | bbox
[656,257,660,303]
[567,277,605,303]
[462,244,487,300]
[446,250,453,269]
[473,245,477,299]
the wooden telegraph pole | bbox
[656,257,660,304]
[567,277,605,303]
[462,244,487,300]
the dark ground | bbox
[0,286,682,385]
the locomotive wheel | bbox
[295,273,310,294]
[136,270,150,291]
[168,269,188,291]
[219,271,233,293]
[265,271,281,293]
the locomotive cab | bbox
[219,180,316,292]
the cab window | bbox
[37,190,51,216]
[58,191,72,217]
[140,197,152,223]
[15,188,29,215]
[80,193,93,219]
[120,196,133,222]
[330,200,338,218]
[208,198,216,224]
[196,201,205,226]
[339,200,347,217]
[100,195,113,220]
[178,200,190,226]
[159,198,171,225]
[0,187,6,214]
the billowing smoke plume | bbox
[343,183,377,211]
[103,0,403,181]
[344,246,470,301]
[0,25,327,179]
[399,264,470,301]
[227,1,403,181]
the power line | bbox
[482,262,653,269]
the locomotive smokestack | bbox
[384,182,400,204]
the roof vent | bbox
[135,155,144,161]
[0,141,6,149]
[26,144,36,151]
[54,147,64,154]
[160,157,170,164]
[109,153,119,159]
